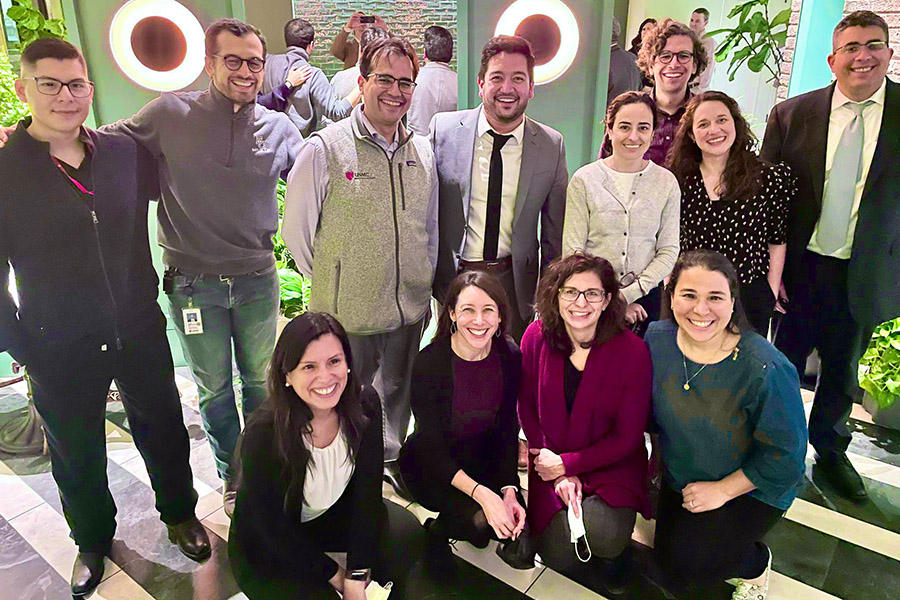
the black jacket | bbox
[0,121,160,366]
[760,79,900,327]
[399,335,522,501]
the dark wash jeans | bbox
[166,264,279,481]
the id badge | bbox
[182,307,203,335]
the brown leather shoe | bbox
[167,517,211,562]
[71,551,105,597]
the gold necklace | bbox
[682,355,709,391]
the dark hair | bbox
[205,18,267,59]
[424,25,453,63]
[284,18,315,49]
[637,18,708,83]
[692,8,710,21]
[478,35,535,83]
[21,37,86,72]
[602,91,657,155]
[258,312,368,512]
[359,26,391,55]
[666,91,764,201]
[359,36,419,80]
[534,253,627,354]
[665,250,750,335]
[630,18,658,54]
[435,271,510,341]
[832,10,890,47]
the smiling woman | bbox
[109,0,204,91]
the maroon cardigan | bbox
[518,320,652,535]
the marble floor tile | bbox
[848,419,900,468]
[764,519,839,589]
[798,467,900,534]
[785,498,900,561]
[0,460,47,521]
[91,568,156,600]
[404,502,438,525]
[405,558,529,599]
[452,540,545,592]
[196,490,225,522]
[768,571,841,599]
[525,567,607,599]
[0,514,71,599]
[202,506,231,542]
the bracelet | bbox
[470,483,480,498]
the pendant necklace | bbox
[682,355,708,391]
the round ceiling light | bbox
[495,0,579,85]
[109,0,205,91]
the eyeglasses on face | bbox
[30,77,94,97]
[834,40,889,56]
[558,287,607,304]
[656,51,694,65]
[211,54,265,73]
[366,73,417,94]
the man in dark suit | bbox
[608,17,643,107]
[430,35,568,341]
[761,10,898,501]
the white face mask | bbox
[567,499,592,563]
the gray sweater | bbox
[262,47,353,138]
[563,160,680,304]
[104,83,303,275]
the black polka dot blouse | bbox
[680,161,794,285]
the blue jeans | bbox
[167,265,279,480]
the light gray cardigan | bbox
[562,160,680,304]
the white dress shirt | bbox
[809,79,886,259]
[461,108,525,261]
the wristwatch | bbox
[348,568,370,581]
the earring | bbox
[495,328,502,338]
[449,321,458,335]
[285,381,291,387]
[347,369,351,374]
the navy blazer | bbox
[761,79,900,327]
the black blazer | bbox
[760,79,900,327]
[399,336,522,497]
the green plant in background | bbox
[274,179,311,317]
[5,0,66,49]
[859,318,900,410]
[0,52,29,127]
[708,0,790,84]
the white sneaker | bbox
[731,547,771,600]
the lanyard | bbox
[52,156,94,196]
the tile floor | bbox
[0,372,897,600]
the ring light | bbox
[495,0,580,85]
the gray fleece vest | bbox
[309,118,434,334]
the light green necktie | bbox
[817,101,871,253]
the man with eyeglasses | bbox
[100,18,304,515]
[761,10,898,502]
[608,19,708,164]
[283,37,437,496]
[0,38,209,597]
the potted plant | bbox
[1,52,30,127]
[273,179,311,335]
[707,0,791,84]
[859,317,900,430]
[5,0,66,50]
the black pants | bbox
[741,277,777,336]
[229,500,425,600]
[655,485,782,589]
[775,251,874,454]
[28,311,197,552]
[632,284,663,338]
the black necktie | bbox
[484,131,512,260]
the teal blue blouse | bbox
[645,320,808,510]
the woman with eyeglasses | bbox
[398,271,528,578]
[666,91,794,335]
[645,250,806,600]
[564,92,680,337]
[228,312,424,600]
[518,253,652,596]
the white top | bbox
[690,36,717,94]
[331,65,361,98]
[808,79,886,259]
[408,61,458,136]
[562,159,681,304]
[461,107,526,261]
[301,428,355,523]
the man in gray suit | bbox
[608,17,643,107]
[430,35,567,341]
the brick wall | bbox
[778,0,900,100]
[291,0,458,78]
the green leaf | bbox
[771,31,788,47]
[44,19,66,37]
[770,8,791,28]
[6,6,28,20]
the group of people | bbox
[0,5,897,600]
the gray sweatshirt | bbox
[104,83,303,275]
